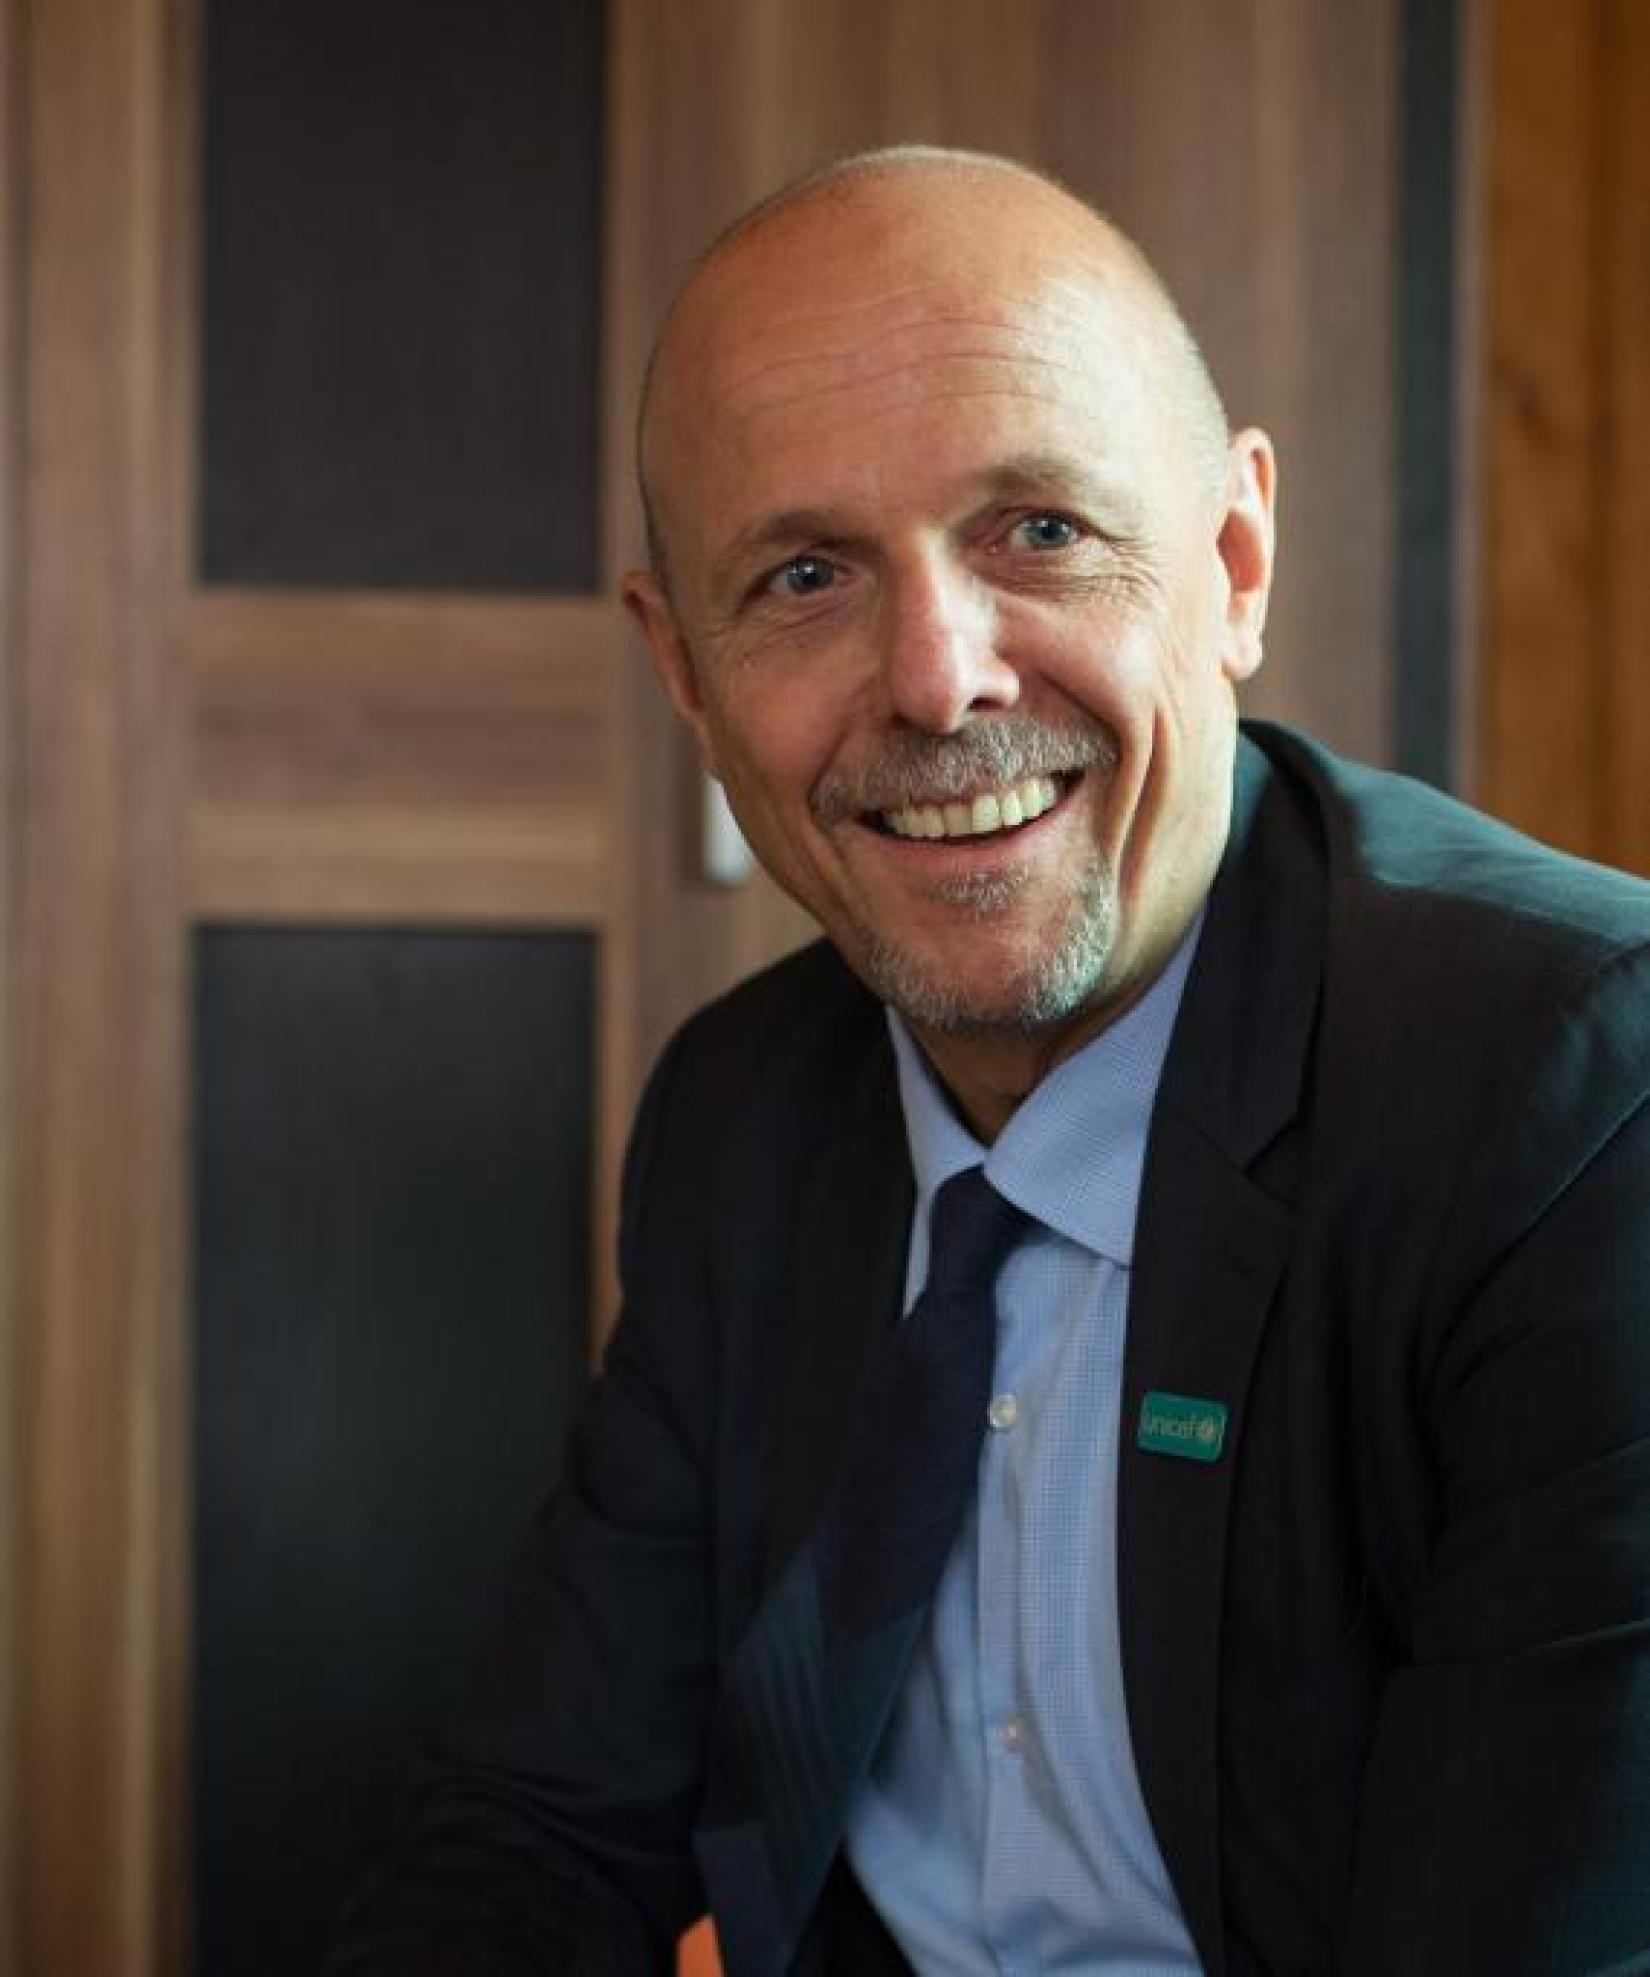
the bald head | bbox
[636,146,1229,586]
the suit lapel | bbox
[697,1032,914,1976]
[1119,735,1323,1974]
[1121,1122,1291,1973]
[763,1040,913,1580]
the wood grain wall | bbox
[0,2,1411,1971]
[1474,0,1650,872]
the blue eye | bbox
[1014,513,1080,551]
[770,554,836,597]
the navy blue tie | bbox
[819,1164,1028,1639]
[696,1165,1027,1974]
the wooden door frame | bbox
[0,0,21,1957]
[4,0,190,1969]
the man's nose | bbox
[878,555,1020,733]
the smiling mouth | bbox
[875,772,1072,842]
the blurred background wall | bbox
[0,0,1644,1970]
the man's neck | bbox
[908,975,1158,1144]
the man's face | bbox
[630,179,1273,1061]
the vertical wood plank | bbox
[1476,0,1603,855]
[1601,0,1650,873]
[0,0,20,1959]
[1473,0,1650,876]
[595,0,643,1336]
[1451,0,1489,798]
[12,0,186,1967]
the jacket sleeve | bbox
[1343,954,1650,1974]
[325,1032,720,1974]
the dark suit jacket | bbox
[330,724,1650,1975]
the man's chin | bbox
[856,916,1115,1040]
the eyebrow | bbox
[974,452,1140,519]
[718,508,848,577]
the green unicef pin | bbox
[1137,1390,1228,1463]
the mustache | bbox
[811,716,1118,822]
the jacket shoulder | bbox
[1247,720,1650,966]
[1242,722,1650,1244]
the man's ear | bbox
[622,570,717,769]
[1215,428,1277,684]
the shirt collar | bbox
[888,911,1203,1271]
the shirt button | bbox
[1000,1716,1026,1753]
[987,1392,1020,1432]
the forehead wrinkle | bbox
[706,275,1001,338]
[688,265,1124,406]
[720,329,1057,395]
[720,356,1101,428]
[696,315,1117,444]
[706,281,1104,357]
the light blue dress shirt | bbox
[845,925,1205,1975]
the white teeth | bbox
[1021,774,1058,821]
[880,774,1067,842]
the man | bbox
[331,148,1650,1973]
